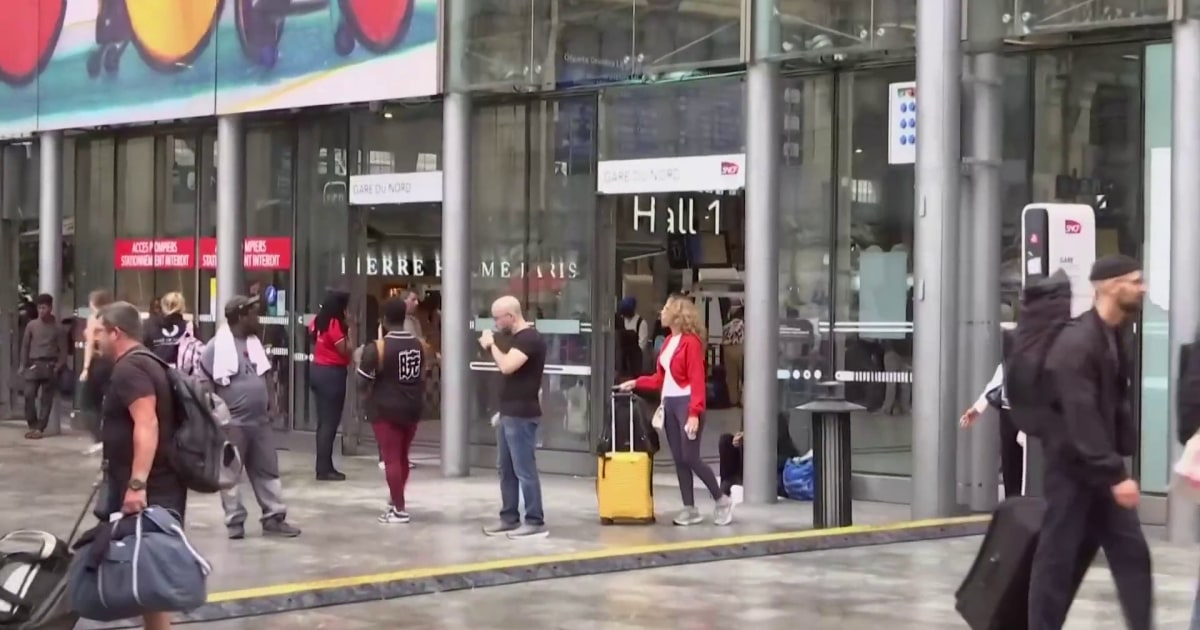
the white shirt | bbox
[659,335,691,397]
[971,362,1007,414]
[623,315,649,349]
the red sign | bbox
[720,161,739,175]
[115,237,291,270]
[198,237,292,271]
[114,238,196,270]
[1064,219,1082,234]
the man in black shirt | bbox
[479,296,548,539]
[1028,255,1151,630]
[357,296,426,524]
[95,301,184,630]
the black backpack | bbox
[1178,336,1200,444]
[131,350,241,494]
[1003,270,1074,438]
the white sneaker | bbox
[83,443,103,456]
[378,508,410,524]
[378,460,386,470]
[730,484,744,505]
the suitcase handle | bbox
[610,389,636,454]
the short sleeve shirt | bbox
[311,319,349,367]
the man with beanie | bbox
[1027,254,1152,630]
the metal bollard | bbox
[797,381,864,529]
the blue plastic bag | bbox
[782,456,815,501]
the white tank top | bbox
[659,335,691,397]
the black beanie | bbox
[1088,254,1141,282]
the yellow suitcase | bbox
[597,391,655,525]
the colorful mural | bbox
[0,0,439,137]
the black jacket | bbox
[1043,309,1136,487]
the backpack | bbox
[1177,336,1200,444]
[130,350,242,494]
[1003,270,1073,438]
[175,329,204,376]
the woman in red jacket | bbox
[619,294,734,526]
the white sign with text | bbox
[597,154,746,195]
[349,171,443,205]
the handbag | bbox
[650,405,664,429]
[1174,432,1200,503]
[69,507,211,622]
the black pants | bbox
[309,364,347,475]
[1027,466,1153,630]
[718,433,742,494]
[662,396,723,507]
[999,409,1024,497]
[24,368,56,432]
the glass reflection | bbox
[773,0,916,59]
[1004,0,1169,35]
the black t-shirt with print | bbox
[497,327,546,419]
[358,331,426,423]
[101,350,185,510]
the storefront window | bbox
[600,79,744,160]
[1004,0,1168,36]
[450,1,743,91]
[469,99,596,451]
[778,75,835,457]
[0,143,40,416]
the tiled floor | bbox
[194,537,1200,629]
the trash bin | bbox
[797,381,865,528]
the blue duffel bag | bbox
[68,507,211,622]
[782,455,815,501]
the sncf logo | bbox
[720,161,740,175]
[1064,219,1083,234]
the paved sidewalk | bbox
[0,425,979,626]
[194,537,1200,629]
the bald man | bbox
[478,296,548,539]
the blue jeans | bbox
[497,415,543,526]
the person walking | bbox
[78,289,114,453]
[92,301,185,630]
[200,295,301,539]
[308,289,352,481]
[143,291,189,365]
[959,327,1024,498]
[480,296,549,540]
[357,296,427,524]
[1027,255,1152,630]
[619,294,734,526]
[20,293,68,439]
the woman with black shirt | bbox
[143,291,189,365]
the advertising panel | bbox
[114,237,291,270]
[0,0,439,136]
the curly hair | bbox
[661,294,706,340]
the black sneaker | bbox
[227,524,246,540]
[263,518,301,538]
[316,471,347,482]
[482,521,521,537]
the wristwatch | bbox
[127,478,147,491]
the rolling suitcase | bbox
[955,443,1046,630]
[597,390,655,525]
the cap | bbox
[1088,254,1141,282]
[223,294,261,320]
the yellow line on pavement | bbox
[205,515,987,604]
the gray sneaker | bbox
[227,524,245,540]
[482,521,521,537]
[506,524,549,540]
[672,507,704,526]
[714,495,734,526]
[263,518,302,538]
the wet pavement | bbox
[0,424,911,596]
[192,537,1200,629]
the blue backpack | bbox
[782,456,815,501]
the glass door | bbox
[0,146,23,419]
[340,202,372,456]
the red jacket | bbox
[635,332,707,417]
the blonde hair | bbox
[160,291,187,315]
[662,294,706,340]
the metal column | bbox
[966,3,1004,512]
[1168,18,1200,543]
[441,91,471,478]
[216,116,243,316]
[955,60,975,509]
[743,61,782,505]
[911,0,963,519]
[38,132,62,306]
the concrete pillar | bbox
[38,132,62,307]
[216,116,244,316]
[911,0,963,519]
[441,92,471,478]
[743,61,782,505]
[955,90,974,509]
[966,1,1004,512]
[1168,18,1200,543]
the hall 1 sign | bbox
[632,196,723,235]
[114,237,293,271]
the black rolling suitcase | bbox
[955,495,1047,630]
